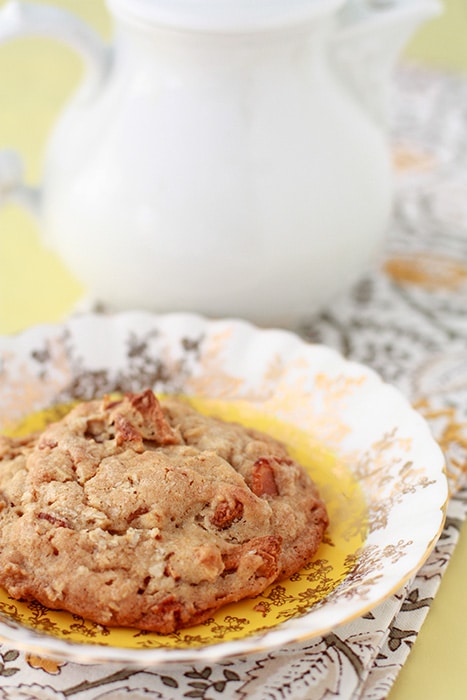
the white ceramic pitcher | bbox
[0,0,440,323]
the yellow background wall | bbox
[407,0,467,71]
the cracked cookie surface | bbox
[0,390,328,633]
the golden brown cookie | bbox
[0,390,328,633]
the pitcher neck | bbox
[113,18,334,74]
[106,0,344,34]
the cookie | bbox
[0,390,328,633]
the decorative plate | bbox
[0,311,447,665]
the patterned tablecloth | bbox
[1,65,467,699]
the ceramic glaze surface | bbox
[0,0,440,322]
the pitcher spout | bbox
[332,0,442,125]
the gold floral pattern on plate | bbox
[0,312,447,665]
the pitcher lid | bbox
[107,0,345,32]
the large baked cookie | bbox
[0,390,328,633]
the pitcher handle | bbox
[0,149,39,212]
[0,0,109,212]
